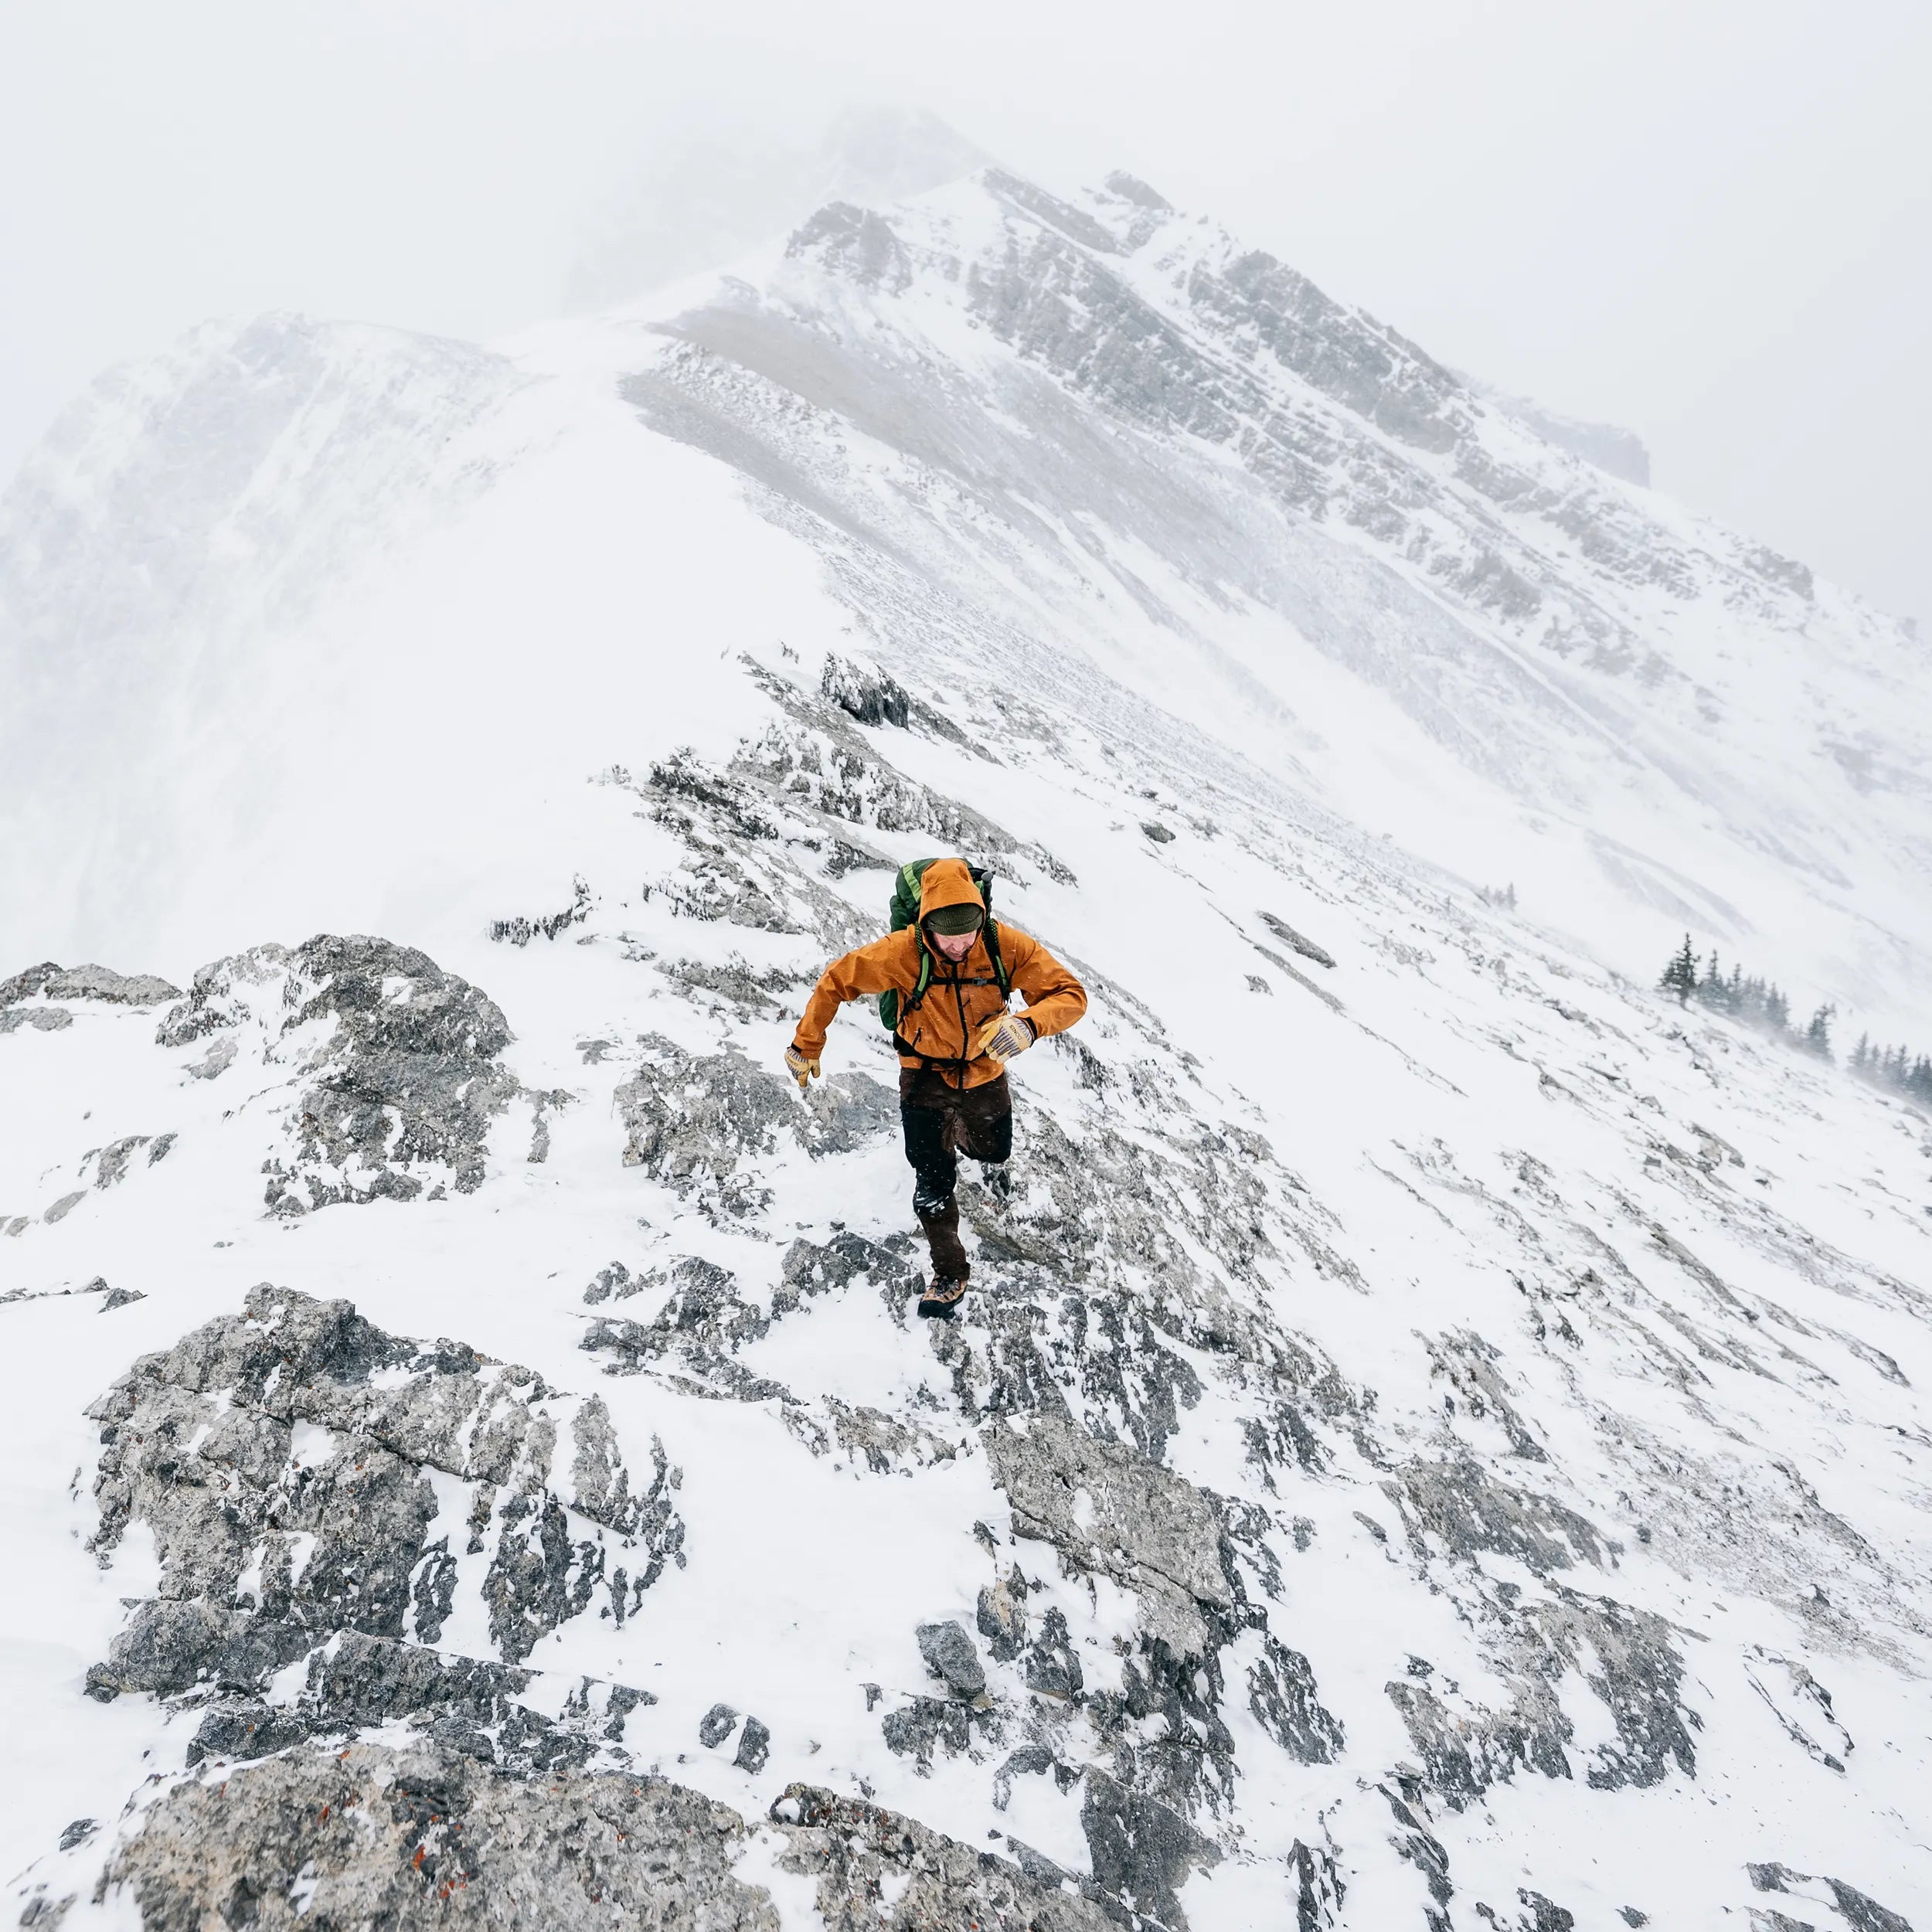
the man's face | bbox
[931,923,979,961]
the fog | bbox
[3,0,1927,624]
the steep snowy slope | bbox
[2,164,1930,1932]
[594,168,1928,1030]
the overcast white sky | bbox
[4,0,1927,624]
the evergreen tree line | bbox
[1847,1036,1932,1105]
[1657,934,1931,1101]
[1657,936,1830,1056]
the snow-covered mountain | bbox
[2,160,1930,1932]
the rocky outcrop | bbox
[985,1410,1231,1656]
[0,961,181,1007]
[773,1782,1120,1930]
[17,1750,1138,1932]
[83,1287,681,1767]
[155,934,538,1212]
[613,1032,897,1218]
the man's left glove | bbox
[971,1012,1036,1063]
[784,1044,821,1091]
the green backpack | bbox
[878,859,1010,1037]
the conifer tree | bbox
[1804,1005,1835,1061]
[1659,935,1699,1006]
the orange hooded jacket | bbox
[791,858,1087,1090]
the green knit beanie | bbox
[924,903,985,937]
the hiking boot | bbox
[917,1275,968,1320]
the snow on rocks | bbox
[985,1410,1231,1658]
[612,1032,896,1219]
[82,1285,681,1771]
[19,1740,1151,1929]
[153,934,559,1212]
[5,155,1932,1932]
[0,961,182,1008]
[0,960,179,1039]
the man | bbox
[785,857,1087,1316]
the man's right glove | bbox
[784,1043,821,1091]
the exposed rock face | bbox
[97,1744,783,1932]
[917,1619,988,1699]
[771,1782,1120,1931]
[614,1032,897,1218]
[0,961,181,1006]
[25,1748,1134,1932]
[0,1005,73,1035]
[31,1131,176,1227]
[83,1287,681,1767]
[985,1411,1231,1657]
[155,934,533,1212]
[1383,1587,1697,1810]
[6,148,1932,1932]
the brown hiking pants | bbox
[900,1067,1012,1282]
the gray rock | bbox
[797,1070,899,1154]
[614,1036,899,1218]
[1022,1605,1083,1701]
[155,937,521,1214]
[83,1287,681,1745]
[774,1231,918,1315]
[153,942,293,1046]
[97,1285,146,1311]
[976,1573,1028,1662]
[1247,1633,1345,1764]
[1257,910,1335,969]
[614,1036,796,1217]
[1385,1458,1604,1574]
[984,1412,1230,1656]
[0,961,180,1007]
[1291,1840,1346,1930]
[733,1716,771,1773]
[788,202,913,293]
[1515,1889,1577,1931]
[581,1260,635,1304]
[1748,1863,1916,1932]
[1079,1768,1219,1930]
[0,1005,73,1035]
[100,1743,782,1930]
[1383,1587,1695,1811]
[699,1702,739,1748]
[184,1033,238,1080]
[770,1781,1117,1930]
[916,1621,986,1699]
[579,1256,791,1404]
[879,1694,993,1773]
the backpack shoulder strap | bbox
[982,918,1011,998]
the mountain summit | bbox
[1,159,1929,1931]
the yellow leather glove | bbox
[784,1044,821,1091]
[971,1012,1036,1063]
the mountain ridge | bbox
[1,155,1930,1932]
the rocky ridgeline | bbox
[155,933,565,1210]
[5,699,1926,1930]
[787,171,1815,667]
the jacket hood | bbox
[917,857,985,923]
